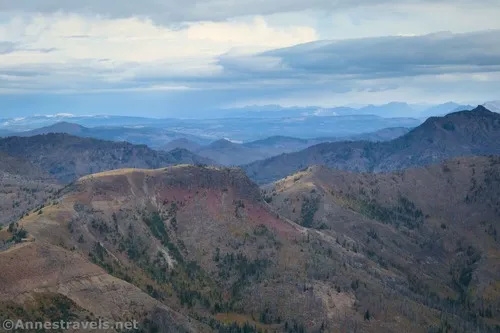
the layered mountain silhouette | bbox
[163,129,412,166]
[1,105,500,333]
[244,105,500,183]
[0,133,214,183]
[3,121,209,149]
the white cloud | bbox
[0,13,317,93]
[0,1,499,112]
[312,2,500,40]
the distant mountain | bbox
[195,139,264,165]
[9,121,209,149]
[221,105,359,118]
[223,102,489,120]
[161,138,202,152]
[379,105,500,171]
[243,136,311,149]
[357,102,418,117]
[192,137,320,166]
[0,114,160,131]
[419,102,474,118]
[18,121,90,136]
[484,100,500,113]
[0,129,13,137]
[346,127,411,142]
[0,133,214,183]
[223,103,420,118]
[243,105,500,184]
[2,113,423,142]
[190,127,411,166]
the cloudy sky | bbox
[1,1,500,117]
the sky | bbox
[1,1,500,117]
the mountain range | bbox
[0,114,422,143]
[244,105,500,184]
[1,104,500,332]
[3,121,210,149]
[177,128,411,166]
[0,134,213,184]
[2,122,411,166]
[220,102,476,119]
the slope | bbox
[0,164,469,332]
[244,105,500,184]
[0,133,214,183]
[263,156,500,332]
[0,153,60,225]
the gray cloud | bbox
[1,29,500,108]
[0,42,16,54]
[0,42,56,55]
[0,0,493,22]
[217,30,500,81]
[74,30,500,95]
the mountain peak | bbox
[0,133,214,183]
[470,104,493,113]
[244,105,500,183]
[421,105,497,124]
[16,121,88,137]
[209,138,238,149]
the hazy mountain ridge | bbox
[163,128,411,166]
[220,102,477,119]
[244,106,500,183]
[0,112,422,142]
[3,121,210,149]
[484,100,500,113]
[0,133,214,183]
[161,138,203,152]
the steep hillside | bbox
[0,164,476,332]
[244,106,500,184]
[2,166,321,332]
[0,153,60,225]
[264,156,500,333]
[0,241,207,332]
[0,134,214,183]
[349,127,410,142]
